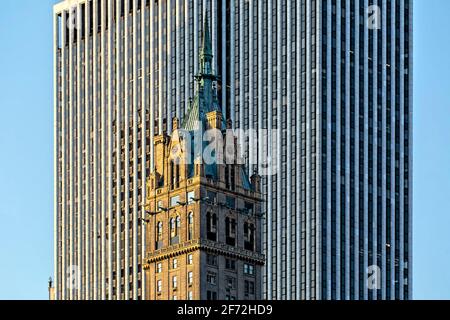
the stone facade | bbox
[143,17,264,301]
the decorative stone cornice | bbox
[143,239,265,269]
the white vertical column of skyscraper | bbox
[76,1,83,300]
[297,0,306,301]
[212,0,218,72]
[107,0,114,301]
[60,9,65,301]
[132,0,139,300]
[354,0,361,300]
[334,0,341,300]
[84,1,92,300]
[315,0,323,300]
[92,0,99,300]
[158,1,163,134]
[123,0,131,300]
[167,0,172,133]
[275,0,282,300]
[115,0,122,300]
[285,0,292,301]
[184,1,190,115]
[176,0,181,119]
[53,10,60,302]
[388,0,395,298]
[238,0,244,146]
[229,1,235,127]
[381,0,388,301]
[399,0,405,300]
[248,0,254,175]
[141,0,148,300]
[344,0,351,301]
[265,0,273,300]
[150,0,155,171]
[99,0,106,300]
[372,0,379,302]
[305,0,312,300]
[221,0,227,120]
[408,0,414,300]
[325,0,332,300]
[363,0,370,300]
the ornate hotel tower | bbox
[144,21,264,300]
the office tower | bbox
[144,24,264,300]
[53,0,218,300]
[54,0,412,301]
[223,0,412,300]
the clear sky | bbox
[0,0,448,300]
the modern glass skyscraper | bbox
[53,0,217,300]
[54,0,412,300]
[228,0,413,301]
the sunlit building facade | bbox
[54,0,413,300]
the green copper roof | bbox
[182,13,223,132]
[180,15,252,191]
[200,15,213,74]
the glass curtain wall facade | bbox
[54,0,412,301]
[53,0,218,300]
[220,0,412,300]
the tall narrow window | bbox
[156,222,163,250]
[230,166,236,190]
[170,161,175,190]
[226,217,236,246]
[175,163,180,188]
[170,218,175,237]
[244,223,255,251]
[172,276,178,289]
[170,216,180,245]
[157,280,162,293]
[176,216,181,232]
[223,163,236,191]
[170,160,180,189]
[188,212,194,240]
[207,212,217,241]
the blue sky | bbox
[0,0,449,300]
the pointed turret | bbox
[182,13,223,132]
[200,15,213,75]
